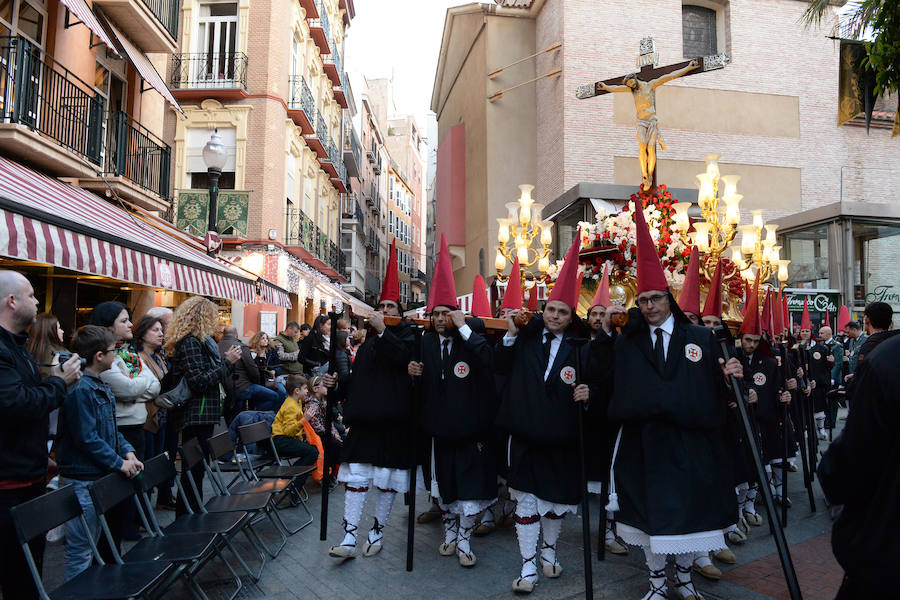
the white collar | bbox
[650,313,675,335]
[542,328,562,340]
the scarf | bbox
[117,341,142,378]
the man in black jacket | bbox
[0,271,81,599]
[819,333,900,598]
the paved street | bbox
[34,419,845,600]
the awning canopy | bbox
[260,281,293,309]
[341,293,373,316]
[0,157,256,303]
[100,15,184,116]
[59,0,120,57]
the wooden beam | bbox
[488,41,561,79]
[489,68,561,102]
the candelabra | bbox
[495,184,555,297]
[670,154,742,280]
[731,209,791,292]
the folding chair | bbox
[10,484,171,600]
[180,437,289,558]
[237,421,316,533]
[206,432,293,498]
[136,453,268,582]
[89,470,242,600]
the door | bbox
[197,2,238,86]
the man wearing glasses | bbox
[606,201,743,600]
[328,240,416,560]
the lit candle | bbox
[538,256,550,273]
[724,194,742,225]
[752,209,764,231]
[696,173,715,209]
[672,202,692,232]
[778,259,791,283]
[770,245,782,263]
[704,154,720,179]
[517,245,528,263]
[731,247,745,270]
[719,174,740,199]
[764,224,779,245]
[540,221,553,246]
[495,250,506,272]
[506,201,520,222]
[693,222,712,252]
[497,218,510,244]
[739,225,758,255]
[531,203,544,224]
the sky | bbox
[344,0,480,135]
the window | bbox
[286,153,296,204]
[197,2,239,81]
[389,210,394,234]
[0,0,46,44]
[682,4,717,57]
[186,127,236,189]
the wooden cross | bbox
[577,38,728,191]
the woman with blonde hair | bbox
[164,296,241,515]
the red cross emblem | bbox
[560,366,576,385]
[453,361,470,378]
[685,343,703,362]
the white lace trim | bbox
[337,462,410,493]
[617,523,726,555]
[509,488,578,517]
[587,480,604,495]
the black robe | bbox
[584,330,616,486]
[805,341,831,413]
[737,349,795,464]
[607,308,736,536]
[494,315,587,506]
[418,319,497,505]
[340,321,415,469]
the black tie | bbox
[654,327,665,370]
[441,338,450,379]
[543,332,554,366]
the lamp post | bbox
[495,184,554,297]
[202,129,227,256]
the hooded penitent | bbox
[499,256,523,312]
[590,263,611,310]
[800,296,812,332]
[837,305,851,332]
[426,233,458,312]
[678,246,701,317]
[739,272,762,336]
[546,230,583,309]
[380,238,400,305]
[633,200,669,295]
[701,258,724,318]
[471,275,491,318]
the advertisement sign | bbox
[784,289,841,327]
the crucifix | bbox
[577,38,729,191]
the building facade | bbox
[431,0,900,315]
[167,0,364,332]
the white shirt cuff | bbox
[502,333,516,346]
[457,324,472,341]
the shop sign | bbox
[157,262,175,289]
[784,290,840,314]
[865,285,900,306]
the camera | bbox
[55,351,86,372]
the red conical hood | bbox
[427,233,458,312]
[702,258,724,318]
[572,266,584,314]
[379,239,400,304]
[678,246,701,317]
[782,293,790,333]
[470,275,491,318]
[547,230,582,308]
[773,289,785,336]
[824,309,830,328]
[527,285,539,310]
[499,256,523,311]
[800,296,812,331]
[634,200,669,294]
[761,289,774,334]
[590,263,611,309]
[739,272,762,335]
[837,305,851,331]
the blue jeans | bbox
[237,384,283,413]
[61,478,100,581]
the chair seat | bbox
[164,512,247,536]
[228,478,292,495]
[257,464,315,479]
[50,562,171,599]
[205,492,271,513]
[123,532,218,563]
[216,455,273,472]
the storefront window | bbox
[782,223,829,288]
[853,220,900,311]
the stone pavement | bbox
[33,428,845,599]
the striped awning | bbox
[259,281,293,309]
[58,0,120,56]
[101,17,184,115]
[0,157,256,303]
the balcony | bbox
[323,50,342,87]
[285,207,345,277]
[343,123,360,178]
[307,0,331,55]
[341,198,364,231]
[331,161,347,193]
[333,71,348,109]
[305,113,327,159]
[319,136,339,178]
[92,0,178,53]
[170,53,248,100]
[174,189,251,237]
[286,76,314,134]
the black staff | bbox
[568,336,594,600]
[777,340,791,527]
[406,322,425,572]
[715,327,802,600]
[799,344,819,487]
[319,310,340,541]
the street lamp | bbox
[202,129,227,256]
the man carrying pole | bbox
[407,234,498,569]
[605,200,745,600]
[494,234,591,595]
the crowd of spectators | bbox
[0,269,356,598]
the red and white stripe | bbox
[0,157,256,303]
[58,0,120,57]
[259,282,293,309]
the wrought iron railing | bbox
[106,110,170,198]
[0,36,105,165]
[170,52,248,90]
[310,0,331,44]
[287,75,314,116]
[316,114,328,145]
[141,0,179,39]
[284,207,345,274]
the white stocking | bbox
[440,504,458,546]
[769,460,784,500]
[539,516,563,569]
[457,514,476,555]
[605,510,617,544]
[643,549,667,600]
[674,553,698,599]
[693,550,712,568]
[339,485,367,549]
[745,485,758,514]
[514,494,540,582]
[480,504,496,527]
[368,488,395,546]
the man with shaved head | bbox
[819,325,843,436]
[0,271,81,599]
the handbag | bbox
[155,377,191,409]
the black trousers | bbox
[0,481,46,600]
[176,424,215,517]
